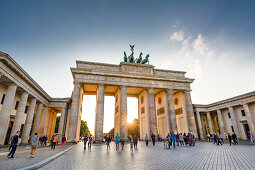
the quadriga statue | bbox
[124,52,128,62]
[136,52,143,64]
[141,54,149,64]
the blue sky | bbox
[1,0,255,133]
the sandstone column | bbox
[10,91,29,138]
[217,109,226,135]
[181,92,189,133]
[243,104,255,134]
[68,82,82,142]
[166,89,177,133]
[94,84,105,142]
[40,107,48,136]
[119,86,127,138]
[0,84,18,145]
[185,91,197,137]
[148,88,157,135]
[43,108,51,138]
[206,112,213,134]
[196,112,204,139]
[47,110,53,139]
[31,103,43,136]
[229,107,240,138]
[58,107,66,141]
[21,97,36,144]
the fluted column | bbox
[119,86,127,138]
[47,110,53,139]
[31,103,43,136]
[21,97,36,144]
[196,112,204,139]
[243,104,255,134]
[10,92,29,138]
[185,91,197,137]
[58,107,66,141]
[0,84,18,145]
[40,107,48,136]
[217,109,226,135]
[68,82,82,142]
[166,89,177,133]
[181,92,189,133]
[229,107,240,138]
[44,108,51,138]
[94,84,105,142]
[148,88,157,135]
[206,112,213,134]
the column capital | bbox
[120,85,127,89]
[147,87,154,94]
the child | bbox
[168,136,172,149]
[164,140,169,150]
[106,135,111,151]
[130,137,134,151]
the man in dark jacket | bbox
[7,131,20,158]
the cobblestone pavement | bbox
[0,143,74,170]
[40,141,255,170]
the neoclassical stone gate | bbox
[67,61,197,142]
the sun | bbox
[127,117,134,124]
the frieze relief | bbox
[121,64,153,75]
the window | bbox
[15,101,19,110]
[25,105,29,113]
[1,94,5,104]
[241,110,246,117]
[231,126,234,132]
[228,112,231,118]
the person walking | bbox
[62,136,66,146]
[232,133,238,145]
[30,133,39,158]
[120,135,125,150]
[145,134,149,146]
[248,132,254,144]
[151,133,156,146]
[51,134,58,149]
[133,135,138,148]
[228,133,233,146]
[115,133,120,151]
[7,131,20,159]
[88,135,93,149]
[179,133,184,146]
[130,136,134,151]
[183,133,187,145]
[171,132,176,149]
[83,136,88,150]
[176,133,180,146]
[106,135,111,151]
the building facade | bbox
[0,51,254,146]
[193,92,255,140]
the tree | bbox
[108,128,114,137]
[128,118,140,138]
[80,120,91,137]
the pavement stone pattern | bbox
[40,141,255,170]
[0,143,74,170]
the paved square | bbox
[40,142,255,170]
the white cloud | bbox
[193,34,214,58]
[170,31,184,41]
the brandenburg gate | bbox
[67,48,197,142]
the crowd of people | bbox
[7,130,67,159]
[81,131,196,152]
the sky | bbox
[1,0,255,133]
